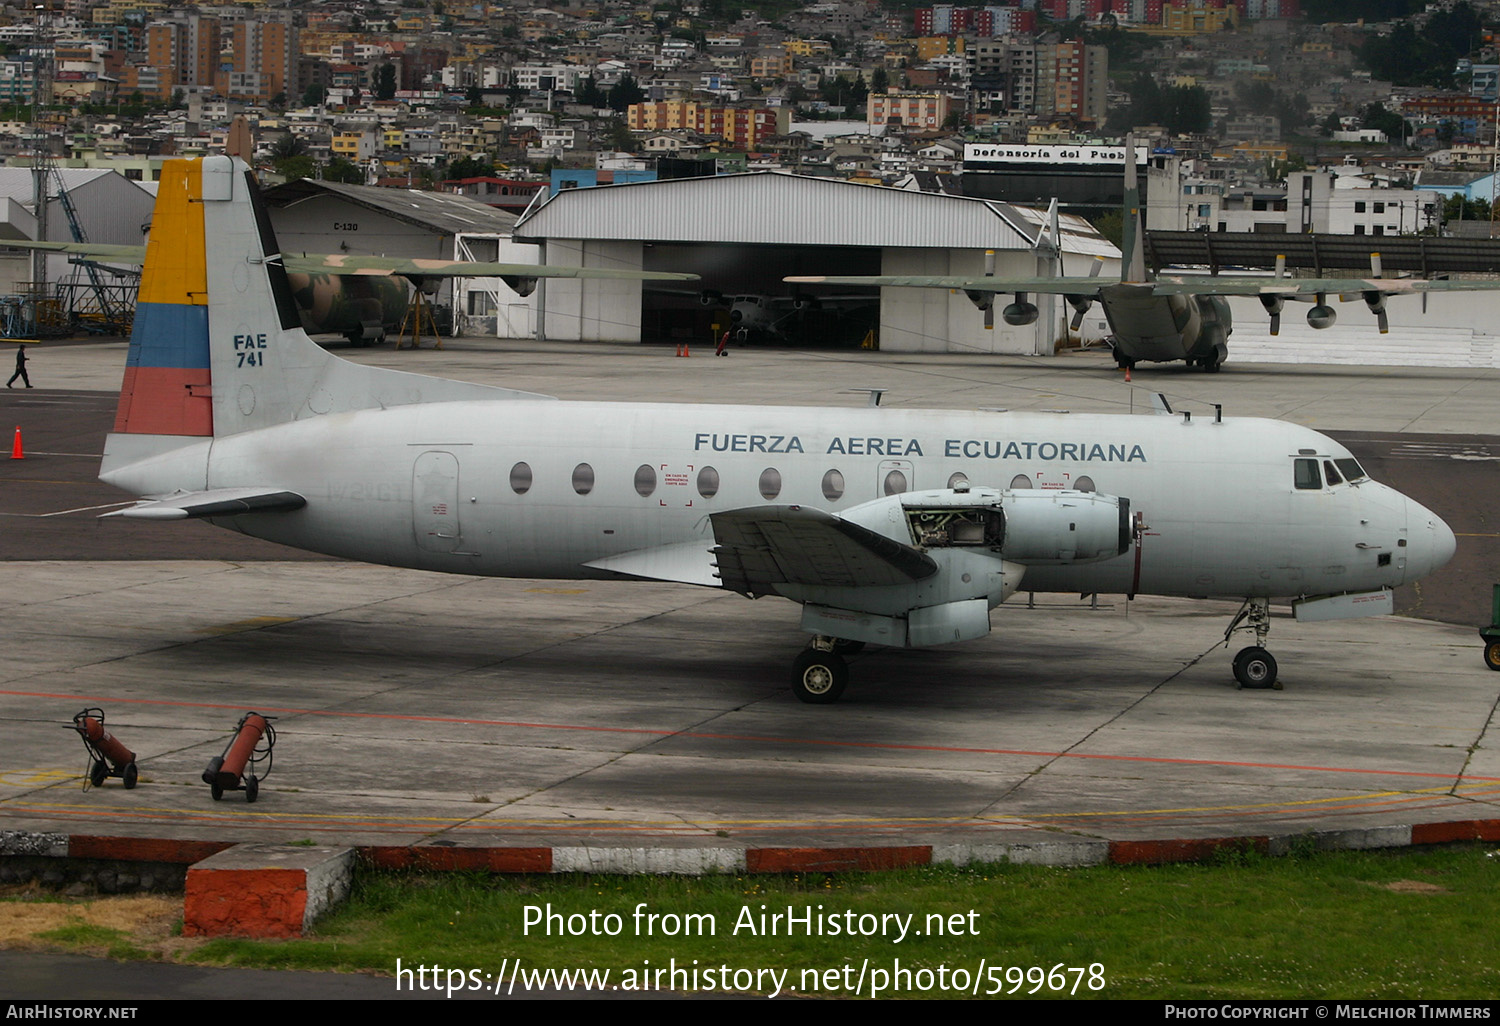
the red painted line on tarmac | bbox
[7,688,1499,785]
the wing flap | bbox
[709,505,936,596]
[103,488,306,520]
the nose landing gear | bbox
[1225,597,1282,690]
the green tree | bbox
[302,83,326,106]
[274,154,316,181]
[607,73,645,112]
[324,156,366,183]
[375,64,397,102]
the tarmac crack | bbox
[1451,684,1500,796]
[969,644,1216,819]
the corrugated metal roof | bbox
[514,171,1111,255]
[0,167,145,205]
[262,179,517,236]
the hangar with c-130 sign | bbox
[511,171,1118,353]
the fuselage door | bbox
[414,450,462,552]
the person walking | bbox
[7,345,30,388]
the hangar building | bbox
[512,172,1119,354]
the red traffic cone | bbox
[10,425,21,460]
[1124,366,1132,383]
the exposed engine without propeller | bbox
[790,486,1132,650]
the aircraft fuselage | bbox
[103,402,1449,606]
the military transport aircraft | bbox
[10,240,697,345]
[96,155,1455,701]
[787,136,1500,372]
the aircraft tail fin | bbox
[104,157,551,476]
[1120,134,1147,284]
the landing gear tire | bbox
[1233,646,1279,689]
[792,649,848,704]
[89,760,108,788]
[1485,640,1500,671]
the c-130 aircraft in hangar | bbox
[788,135,1500,372]
[97,155,1455,701]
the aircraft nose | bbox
[1406,498,1456,580]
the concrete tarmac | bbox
[1,339,1498,855]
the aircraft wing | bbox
[283,254,699,282]
[1,241,699,282]
[789,272,1500,298]
[3,240,147,261]
[709,505,937,598]
[103,488,306,520]
[787,273,1115,295]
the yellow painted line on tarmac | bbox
[193,615,299,635]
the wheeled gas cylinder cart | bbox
[70,708,139,790]
[1483,585,1500,671]
[201,712,277,802]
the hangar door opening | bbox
[641,242,880,348]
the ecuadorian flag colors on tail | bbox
[114,160,212,437]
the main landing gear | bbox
[1224,597,1281,689]
[790,637,864,703]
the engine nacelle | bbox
[842,487,1130,567]
[964,289,995,313]
[698,290,723,306]
[1307,305,1337,329]
[1002,301,1039,325]
[499,275,538,298]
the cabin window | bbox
[697,465,720,498]
[1323,460,1343,486]
[758,467,781,500]
[883,469,908,495]
[572,463,595,495]
[947,472,968,490]
[634,464,657,497]
[1335,458,1368,482]
[1075,476,1095,493]
[509,462,532,494]
[822,469,845,502]
[1294,458,1322,490]
[1010,474,1032,490]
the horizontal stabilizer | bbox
[104,488,306,520]
[710,505,937,597]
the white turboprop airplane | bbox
[788,135,1500,372]
[98,156,1456,702]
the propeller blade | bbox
[1071,308,1086,331]
[1370,252,1383,278]
[1269,312,1280,336]
[1275,254,1285,279]
[1377,309,1389,333]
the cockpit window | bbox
[1294,458,1322,490]
[1323,460,1343,486]
[1335,458,1368,483]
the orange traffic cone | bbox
[10,425,22,460]
[682,342,690,357]
[1124,366,1132,383]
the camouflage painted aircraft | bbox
[787,135,1500,372]
[11,242,698,344]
